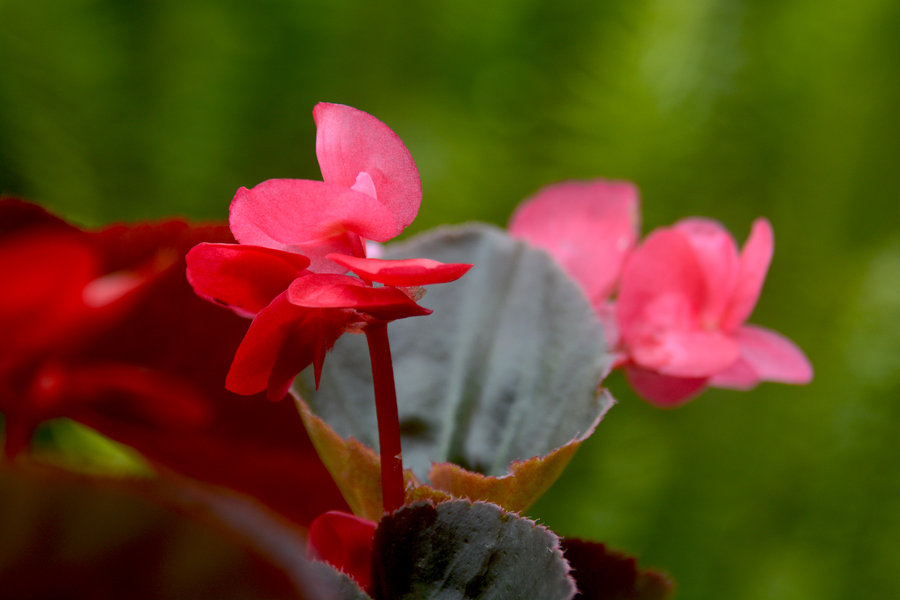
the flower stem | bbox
[364,322,405,514]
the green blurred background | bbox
[1,0,898,598]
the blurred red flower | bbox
[0,198,346,526]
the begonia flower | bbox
[0,199,347,525]
[507,181,811,407]
[0,204,193,458]
[509,179,640,306]
[508,179,639,345]
[186,103,470,402]
[616,217,813,406]
[228,102,423,273]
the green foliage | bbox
[296,225,612,516]
[298,225,611,479]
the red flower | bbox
[187,103,470,401]
[0,201,198,457]
[0,199,347,525]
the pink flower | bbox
[509,180,640,307]
[617,217,813,406]
[508,180,812,407]
[187,103,470,401]
[227,103,423,273]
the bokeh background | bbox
[1,1,898,598]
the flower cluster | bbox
[186,103,470,402]
[1,103,813,599]
[509,180,813,406]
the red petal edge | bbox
[326,253,472,286]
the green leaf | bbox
[295,225,613,511]
[372,501,576,600]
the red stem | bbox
[364,321,405,514]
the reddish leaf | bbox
[561,539,674,600]
[427,420,594,515]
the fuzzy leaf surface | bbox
[371,501,576,600]
[296,225,613,510]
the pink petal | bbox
[629,328,741,378]
[186,243,310,317]
[624,365,708,407]
[705,358,760,390]
[287,274,431,321]
[508,180,639,304]
[674,218,740,325]
[711,324,813,386]
[292,232,366,274]
[326,253,472,286]
[616,228,706,338]
[229,179,401,248]
[365,240,384,258]
[719,218,774,331]
[314,103,421,232]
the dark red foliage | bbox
[561,538,674,600]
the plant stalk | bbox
[364,321,405,513]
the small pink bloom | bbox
[617,217,813,406]
[509,179,640,306]
[186,104,470,400]
[228,103,422,273]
